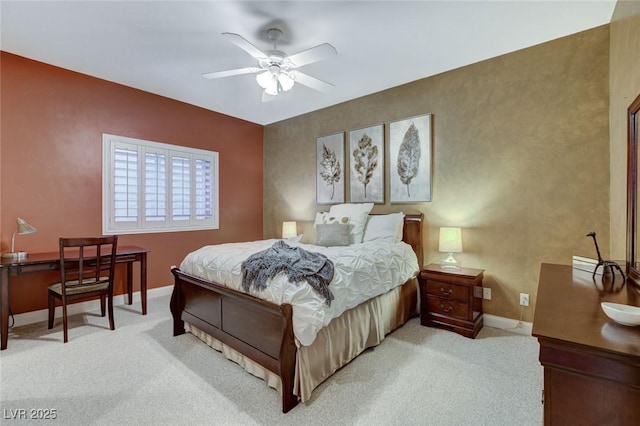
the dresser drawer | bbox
[425,280,469,303]
[426,296,469,320]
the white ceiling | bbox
[1,1,616,125]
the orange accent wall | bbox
[0,52,264,314]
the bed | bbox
[169,211,423,412]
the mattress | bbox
[179,238,419,346]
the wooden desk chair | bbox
[47,236,118,343]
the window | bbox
[102,134,219,234]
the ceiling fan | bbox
[202,28,337,101]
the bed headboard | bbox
[402,213,424,269]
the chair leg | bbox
[108,294,115,331]
[62,303,68,343]
[100,295,106,317]
[48,294,55,329]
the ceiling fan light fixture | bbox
[264,83,279,96]
[256,70,273,89]
[262,73,279,96]
[256,68,294,96]
[278,73,294,92]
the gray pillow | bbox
[316,224,351,247]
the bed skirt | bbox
[185,277,418,403]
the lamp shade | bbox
[278,73,294,91]
[17,217,37,235]
[256,70,274,89]
[282,221,297,239]
[439,227,462,253]
[2,217,37,259]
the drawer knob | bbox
[439,303,452,313]
[440,287,453,296]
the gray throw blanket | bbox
[241,240,335,306]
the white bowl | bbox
[601,302,640,326]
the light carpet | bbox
[0,294,543,425]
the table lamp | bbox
[439,227,462,269]
[282,221,297,239]
[2,218,37,259]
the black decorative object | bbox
[586,231,625,285]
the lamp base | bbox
[2,251,27,260]
[441,253,461,270]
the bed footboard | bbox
[170,268,298,412]
[169,213,424,413]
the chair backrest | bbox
[58,236,118,296]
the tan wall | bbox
[1,52,264,315]
[610,1,640,259]
[264,26,610,322]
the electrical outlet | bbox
[483,288,491,300]
[520,293,529,306]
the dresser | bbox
[418,264,484,338]
[532,263,640,425]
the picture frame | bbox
[348,124,384,203]
[389,114,432,203]
[316,132,345,204]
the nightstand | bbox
[418,263,484,338]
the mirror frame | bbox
[626,92,640,286]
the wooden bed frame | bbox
[169,213,423,412]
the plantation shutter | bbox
[144,151,166,222]
[113,147,138,223]
[103,134,218,234]
[171,155,190,222]
[195,158,213,220]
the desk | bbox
[532,263,640,425]
[0,245,149,350]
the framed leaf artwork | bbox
[389,114,432,203]
[316,132,345,204]
[348,124,384,203]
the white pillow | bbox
[328,203,374,244]
[363,213,405,243]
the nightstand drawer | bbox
[418,264,485,338]
[425,280,469,303]
[426,296,468,320]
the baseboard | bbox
[13,287,534,336]
[484,313,533,336]
[11,285,174,328]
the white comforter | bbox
[179,239,419,346]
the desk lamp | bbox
[439,227,462,269]
[2,218,37,259]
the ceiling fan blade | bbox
[202,67,262,79]
[291,71,334,92]
[287,43,337,68]
[222,32,268,60]
[261,91,277,103]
